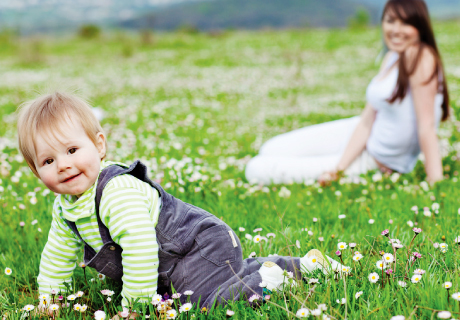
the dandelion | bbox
[342,266,351,274]
[80,305,87,312]
[318,237,324,242]
[249,252,257,258]
[226,310,235,317]
[376,260,386,270]
[454,236,460,244]
[248,294,261,303]
[443,282,452,289]
[245,234,253,241]
[413,252,422,259]
[78,262,86,268]
[179,303,192,313]
[381,229,389,237]
[107,297,111,302]
[4,268,12,275]
[353,253,363,261]
[313,218,318,222]
[23,305,35,312]
[183,290,194,296]
[100,290,114,296]
[383,253,394,263]
[385,269,393,275]
[393,243,404,250]
[337,242,348,250]
[253,235,261,243]
[407,221,414,227]
[411,274,422,283]
[151,294,162,305]
[308,231,314,236]
[414,269,426,275]
[166,309,177,319]
[67,295,76,301]
[296,308,310,317]
[171,293,181,299]
[338,214,346,219]
[266,233,276,238]
[355,291,363,299]
[437,311,452,319]
[75,291,84,297]
[296,240,301,249]
[50,289,58,295]
[253,228,262,233]
[349,242,357,248]
[335,250,341,256]
[49,304,59,312]
[311,309,321,316]
[412,228,422,234]
[97,273,106,280]
[39,294,50,302]
[74,304,81,311]
[452,292,460,301]
[440,243,448,250]
[238,227,245,232]
[19,221,25,227]
[309,278,319,284]
[318,304,327,311]
[336,298,346,304]
[368,219,375,224]
[390,316,405,320]
[398,281,407,287]
[369,272,379,283]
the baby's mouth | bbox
[63,173,81,182]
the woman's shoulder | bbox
[404,44,437,82]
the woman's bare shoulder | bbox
[405,45,437,83]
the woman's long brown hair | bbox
[383,0,449,121]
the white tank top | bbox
[366,51,443,173]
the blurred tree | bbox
[78,24,101,39]
[348,7,370,29]
[140,29,154,46]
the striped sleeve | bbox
[100,175,160,307]
[38,199,82,294]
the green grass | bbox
[1,21,460,319]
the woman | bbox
[245,0,449,185]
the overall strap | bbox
[65,165,126,246]
[66,160,166,245]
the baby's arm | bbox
[101,177,160,308]
[38,200,82,297]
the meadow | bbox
[1,21,460,319]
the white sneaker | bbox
[258,261,291,291]
[300,249,345,275]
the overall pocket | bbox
[195,225,237,266]
[99,262,123,282]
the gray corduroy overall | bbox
[66,160,302,307]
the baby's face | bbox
[33,119,105,197]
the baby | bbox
[17,92,345,308]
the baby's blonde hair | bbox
[17,91,106,177]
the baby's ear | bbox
[96,132,106,159]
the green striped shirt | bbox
[38,161,161,306]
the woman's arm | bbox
[408,46,443,183]
[319,104,376,184]
[336,104,377,171]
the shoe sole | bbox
[306,249,328,270]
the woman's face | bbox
[382,8,420,53]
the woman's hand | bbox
[318,170,342,186]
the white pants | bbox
[245,116,378,184]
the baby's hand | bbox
[111,310,138,320]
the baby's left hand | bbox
[111,311,138,320]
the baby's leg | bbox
[206,256,302,306]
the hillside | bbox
[118,0,378,30]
